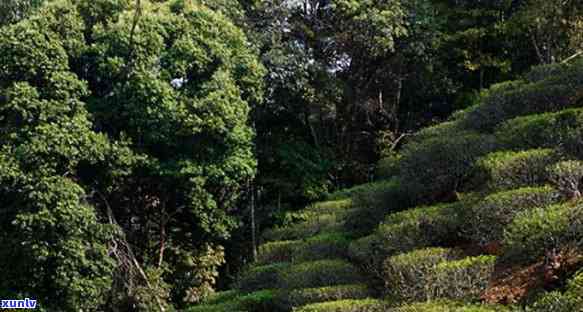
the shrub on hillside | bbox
[495,108,583,153]
[432,256,496,300]
[461,60,583,131]
[262,213,342,242]
[376,154,402,180]
[382,247,458,301]
[235,263,289,293]
[188,290,279,312]
[294,299,389,312]
[528,291,583,312]
[465,186,563,246]
[294,232,352,262]
[474,149,559,191]
[344,178,411,236]
[548,160,583,199]
[384,249,495,302]
[279,259,362,290]
[394,300,509,311]
[283,284,371,308]
[257,241,299,264]
[308,199,353,214]
[400,132,496,203]
[326,181,394,201]
[504,203,583,262]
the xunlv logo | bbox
[1,298,37,309]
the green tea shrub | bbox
[294,232,352,262]
[187,290,279,312]
[257,241,299,264]
[394,300,509,311]
[376,154,402,180]
[382,247,458,301]
[235,263,289,293]
[201,290,239,305]
[326,181,394,201]
[400,132,496,203]
[262,214,342,242]
[284,284,371,308]
[344,178,411,236]
[504,203,583,262]
[527,291,583,312]
[294,299,389,312]
[347,234,384,279]
[474,149,559,191]
[462,61,583,131]
[308,199,353,214]
[376,203,463,255]
[548,160,583,198]
[495,108,583,152]
[465,186,562,245]
[384,249,495,302]
[279,260,363,290]
[431,256,496,300]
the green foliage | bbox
[294,299,389,312]
[262,214,343,242]
[548,160,583,199]
[465,186,563,245]
[187,289,278,312]
[462,60,583,131]
[401,132,496,202]
[235,263,289,293]
[504,203,583,262]
[394,300,509,311]
[279,260,362,290]
[383,248,495,302]
[528,291,583,312]
[376,154,402,180]
[474,149,559,191]
[284,284,371,308]
[257,233,351,264]
[382,248,458,301]
[344,178,411,236]
[308,199,353,214]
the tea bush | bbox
[382,247,459,301]
[294,299,389,312]
[187,290,279,312]
[279,259,363,290]
[474,149,559,191]
[235,263,289,293]
[262,213,343,242]
[504,203,583,262]
[257,241,299,265]
[465,186,562,245]
[432,256,497,300]
[400,132,496,203]
[284,284,371,308]
[548,160,583,199]
[394,300,509,311]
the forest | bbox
[0,0,582,311]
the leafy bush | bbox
[349,203,464,280]
[284,284,371,308]
[257,241,299,265]
[201,290,239,305]
[187,290,279,312]
[262,213,343,242]
[461,61,583,131]
[394,300,509,311]
[308,199,353,214]
[383,249,495,302]
[294,299,389,312]
[431,256,497,300]
[294,232,352,262]
[326,180,399,201]
[474,149,559,191]
[344,178,411,236]
[504,203,583,262]
[376,154,402,180]
[465,186,562,245]
[235,263,289,293]
[527,291,583,312]
[495,108,583,153]
[548,160,583,198]
[400,131,496,203]
[279,260,363,290]
[382,247,459,301]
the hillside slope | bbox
[188,59,583,311]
